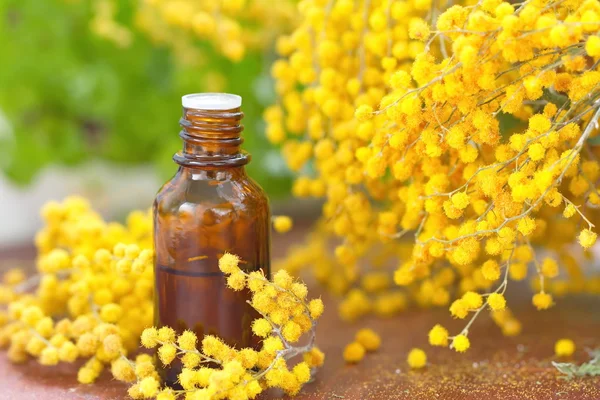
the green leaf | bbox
[0,0,291,197]
[553,349,600,379]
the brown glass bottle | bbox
[153,93,271,385]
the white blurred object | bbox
[0,162,161,248]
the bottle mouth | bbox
[182,93,242,110]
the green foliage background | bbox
[0,0,291,196]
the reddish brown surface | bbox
[1,237,599,400]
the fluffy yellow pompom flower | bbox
[94,248,112,266]
[113,243,126,258]
[555,338,575,357]
[528,143,545,161]
[76,333,99,356]
[103,334,122,355]
[390,70,411,89]
[517,217,536,236]
[157,326,176,343]
[303,347,325,368]
[408,18,430,41]
[111,358,136,382]
[125,244,140,259]
[481,260,500,281]
[407,348,427,369]
[450,192,470,210]
[586,35,600,57]
[100,303,122,323]
[487,293,506,311]
[158,343,177,365]
[178,368,197,390]
[290,282,308,300]
[273,216,293,233]
[139,376,160,398]
[227,271,246,291]
[58,341,79,363]
[93,288,113,306]
[263,337,284,354]
[394,267,415,286]
[237,348,259,369]
[246,380,263,398]
[252,318,272,338]
[308,298,325,319]
[21,306,44,326]
[39,347,59,366]
[355,328,381,351]
[247,271,267,292]
[343,342,365,363]
[428,324,449,347]
[293,362,312,384]
[541,258,559,278]
[181,353,201,369]
[282,321,302,342]
[578,229,597,249]
[449,299,469,319]
[355,104,374,121]
[135,357,156,378]
[177,330,197,351]
[141,327,159,348]
[35,317,54,337]
[26,337,46,356]
[156,390,176,400]
[219,252,241,274]
[462,292,483,309]
[532,292,553,310]
[509,262,527,281]
[452,335,470,353]
[563,204,577,218]
[77,367,98,385]
[115,258,132,274]
[273,269,293,289]
[127,383,142,399]
[178,368,198,390]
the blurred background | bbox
[0,0,297,247]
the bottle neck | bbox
[173,106,250,169]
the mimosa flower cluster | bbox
[0,197,153,381]
[104,0,297,63]
[0,198,324,399]
[269,0,600,355]
[126,253,324,399]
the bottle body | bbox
[153,95,270,385]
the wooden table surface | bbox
[0,230,599,400]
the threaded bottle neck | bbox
[174,93,249,168]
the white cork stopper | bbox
[182,93,242,110]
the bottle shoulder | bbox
[154,169,269,216]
